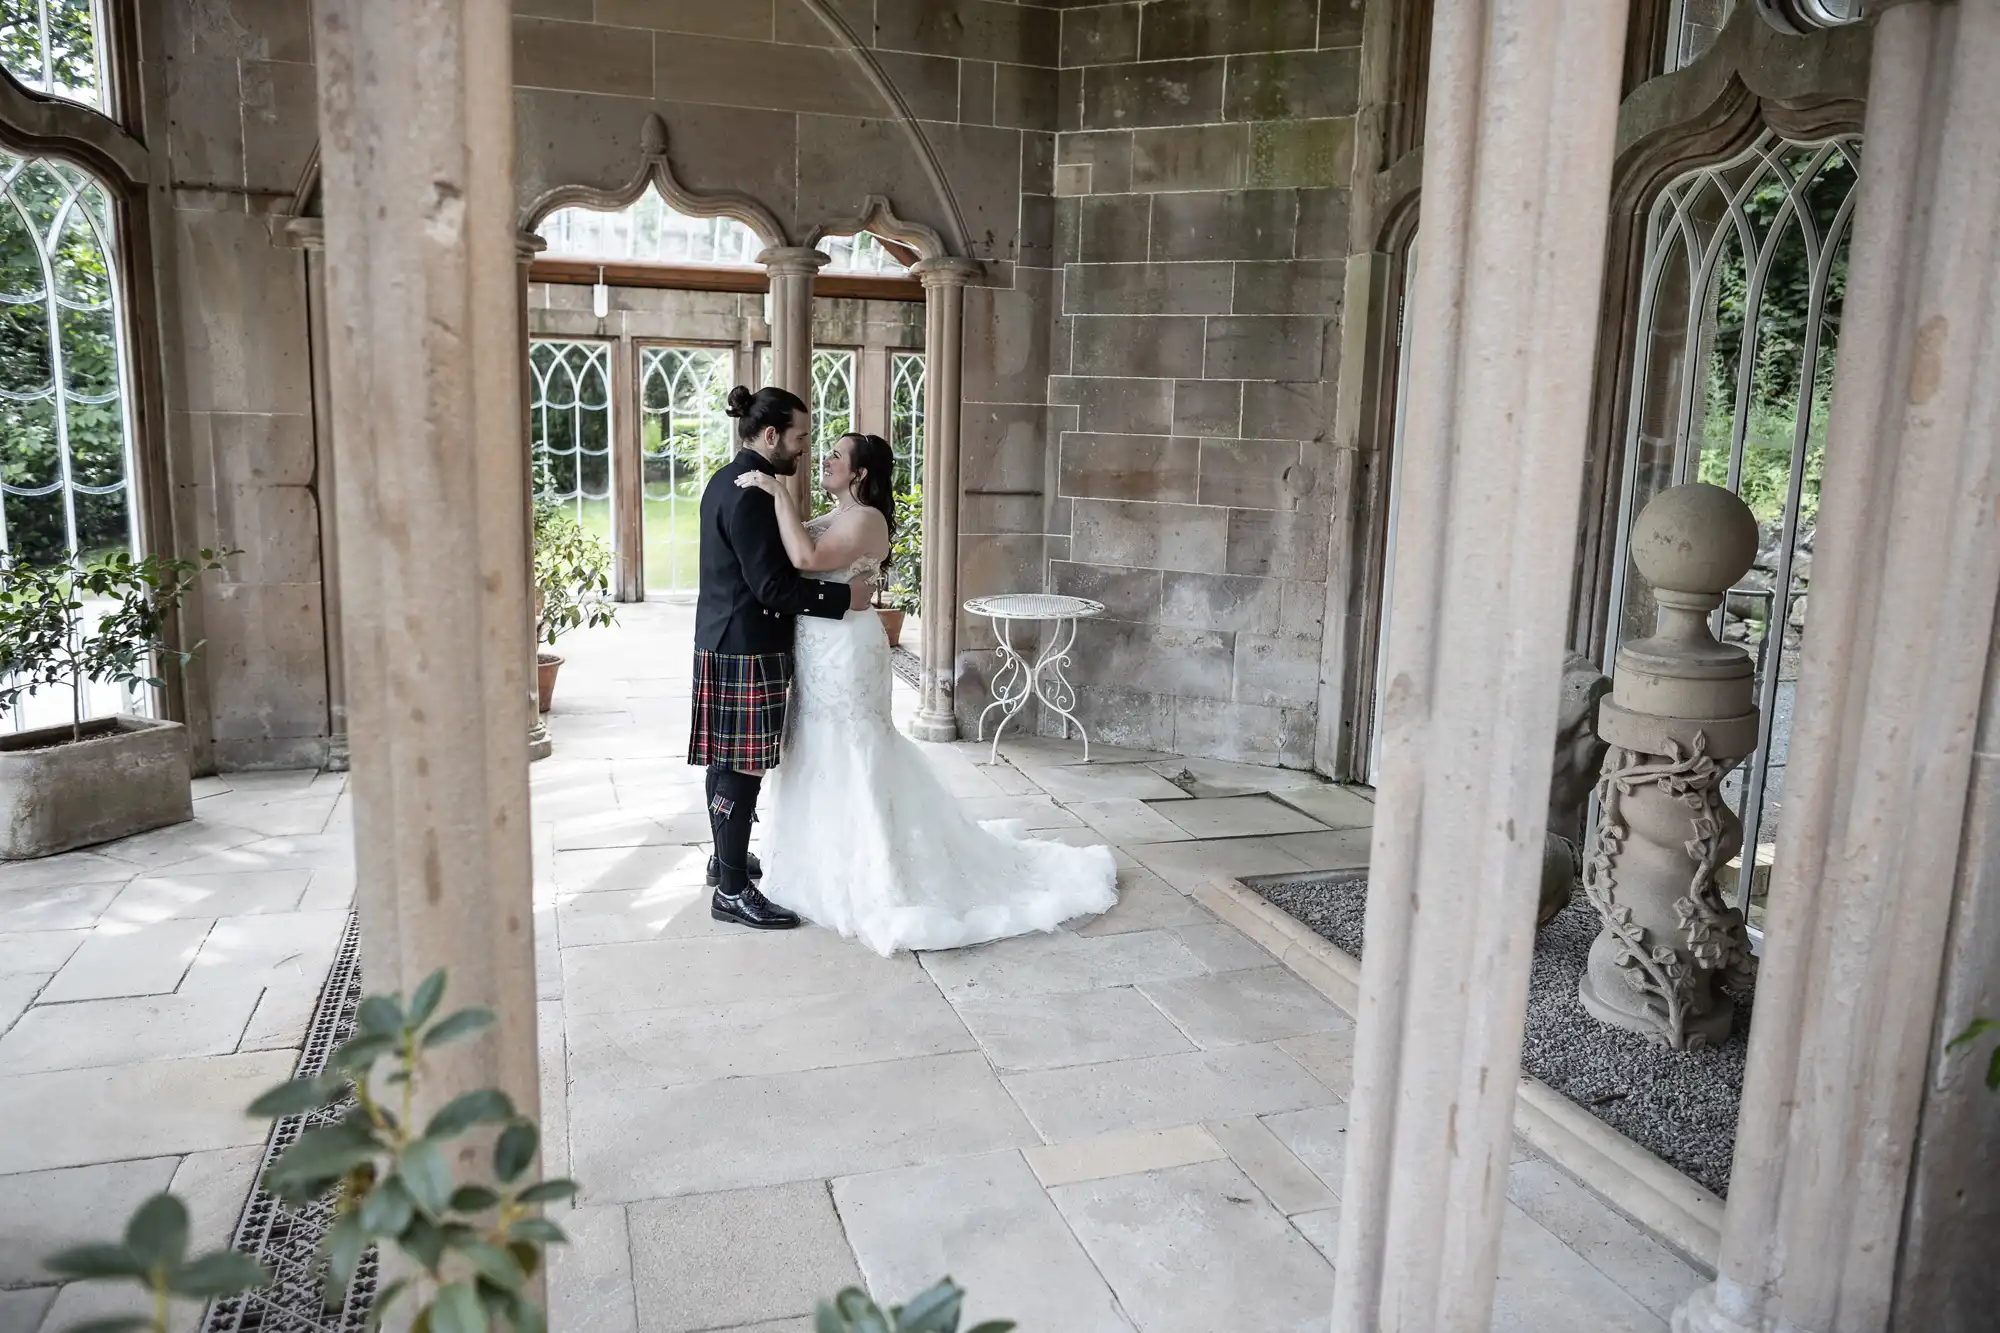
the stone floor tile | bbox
[1023,1124,1226,1188]
[1289,1204,1341,1262]
[964,760,1041,796]
[1050,1158,1335,1333]
[0,986,260,1073]
[1068,798,1196,845]
[553,844,710,894]
[1028,764,1191,804]
[1206,1115,1336,1216]
[209,770,317,794]
[95,819,264,872]
[1074,870,1215,936]
[1506,1158,1706,1322]
[153,833,355,877]
[195,792,340,839]
[1141,966,1349,1048]
[834,1151,1131,1333]
[1268,827,1373,872]
[549,1204,638,1333]
[106,869,312,922]
[553,809,711,852]
[0,884,121,934]
[298,867,357,913]
[563,930,920,1015]
[998,736,1179,768]
[629,1182,859,1333]
[565,984,973,1092]
[169,1144,264,1254]
[0,1050,294,1174]
[958,794,1084,829]
[1261,1104,1351,1196]
[954,987,1194,1072]
[0,1287,53,1333]
[1002,1043,1335,1141]
[1493,1201,1669,1333]
[180,910,349,994]
[1143,756,1326,797]
[1021,825,1143,869]
[0,853,134,894]
[1126,837,1311,892]
[0,973,47,1032]
[40,918,211,1002]
[0,1157,178,1284]
[539,998,571,1182]
[1171,922,1279,973]
[35,1279,202,1333]
[1277,1029,1357,1098]
[571,1052,1037,1204]
[1152,795,1329,840]
[1270,784,1376,830]
[688,1322,811,1333]
[239,978,322,1052]
[919,929,1207,1002]
[556,883,728,946]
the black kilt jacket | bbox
[693,450,848,654]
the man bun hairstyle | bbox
[725,384,808,443]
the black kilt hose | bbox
[688,450,847,770]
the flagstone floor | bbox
[0,601,1706,1332]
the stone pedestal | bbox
[1579,484,1760,1050]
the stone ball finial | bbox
[1629,483,1758,596]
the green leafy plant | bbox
[46,970,574,1333]
[1948,1017,2000,1091]
[882,485,922,616]
[43,1193,271,1333]
[0,548,232,743]
[816,1278,1012,1333]
[532,495,616,648]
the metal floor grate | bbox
[890,644,922,690]
[202,913,377,1332]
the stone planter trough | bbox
[0,715,193,859]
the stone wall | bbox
[141,0,329,772]
[1042,0,1363,766]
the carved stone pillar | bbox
[310,0,541,1128]
[518,233,552,762]
[285,216,349,773]
[1674,2,2000,1329]
[1328,2,1630,1330]
[1578,483,1760,1049]
[1540,651,1612,927]
[757,246,826,514]
[908,258,979,744]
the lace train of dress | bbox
[762,607,1117,956]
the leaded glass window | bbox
[889,351,924,495]
[0,150,132,567]
[0,1,104,109]
[528,340,613,545]
[809,348,854,509]
[1607,131,1860,933]
[815,231,911,276]
[538,187,761,267]
[638,345,732,596]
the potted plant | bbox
[531,495,615,712]
[877,484,921,649]
[0,548,229,859]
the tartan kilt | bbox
[687,650,793,770]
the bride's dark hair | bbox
[839,432,898,561]
[725,384,807,442]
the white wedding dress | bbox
[762,516,1117,956]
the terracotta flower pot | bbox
[876,608,906,647]
[536,650,564,713]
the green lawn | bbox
[568,494,708,597]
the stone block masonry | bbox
[1040,0,1358,768]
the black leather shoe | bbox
[707,852,762,887]
[711,883,800,930]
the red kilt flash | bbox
[687,650,793,770]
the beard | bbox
[768,455,799,476]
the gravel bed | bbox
[1254,872,1750,1197]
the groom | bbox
[690,385,853,930]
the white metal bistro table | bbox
[963,593,1105,764]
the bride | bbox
[733,432,1117,956]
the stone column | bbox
[1674,3,2000,1330]
[1329,3,1629,1331]
[757,246,826,514]
[1578,484,1760,1050]
[286,216,349,773]
[310,0,541,1126]
[908,258,979,744]
[518,234,552,762]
